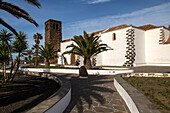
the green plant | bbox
[63,31,112,69]
[39,43,58,66]
[10,31,28,81]
[32,33,43,66]
[0,0,40,37]
[0,42,9,82]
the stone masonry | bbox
[45,19,62,63]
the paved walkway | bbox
[55,74,129,113]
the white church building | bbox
[56,23,170,67]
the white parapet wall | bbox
[114,77,139,113]
[20,68,134,75]
[114,75,160,113]
[45,89,71,113]
[25,72,71,113]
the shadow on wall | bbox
[55,74,115,113]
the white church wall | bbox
[145,28,170,64]
[134,28,146,65]
[60,40,84,66]
[164,28,170,41]
[60,41,74,65]
[95,53,103,66]
[100,27,130,66]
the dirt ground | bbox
[0,75,60,113]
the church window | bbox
[53,23,55,29]
[56,24,58,30]
[112,33,116,41]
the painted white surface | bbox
[164,28,170,41]
[60,41,74,65]
[60,26,170,67]
[114,78,139,113]
[134,28,146,65]
[46,89,71,113]
[20,68,134,75]
[100,27,130,66]
[145,28,170,64]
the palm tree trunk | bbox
[6,42,14,82]
[35,47,38,66]
[29,56,31,64]
[2,62,6,82]
[84,57,92,69]
[11,52,21,82]
[45,59,50,66]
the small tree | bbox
[24,49,33,64]
[0,43,9,82]
[39,44,58,66]
[0,29,15,82]
[11,31,28,81]
[63,31,113,69]
[33,33,43,66]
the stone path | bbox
[55,74,129,113]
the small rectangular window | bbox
[56,24,58,30]
[112,33,116,41]
[53,23,55,29]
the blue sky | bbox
[0,0,170,49]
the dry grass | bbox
[123,77,170,113]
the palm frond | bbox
[0,2,38,27]
[25,0,41,8]
[0,18,19,37]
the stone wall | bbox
[45,19,62,64]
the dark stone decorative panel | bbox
[159,29,165,44]
[123,28,136,67]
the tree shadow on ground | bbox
[0,75,60,113]
[55,74,115,113]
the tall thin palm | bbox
[0,0,40,37]
[11,31,28,81]
[33,33,43,66]
[39,44,58,66]
[63,31,112,69]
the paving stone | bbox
[83,110,96,113]
[113,106,126,111]
[94,107,114,112]
[61,74,129,113]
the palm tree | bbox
[25,49,33,64]
[33,33,43,66]
[11,31,28,81]
[62,31,113,69]
[0,30,15,82]
[0,42,9,82]
[0,30,13,61]
[39,44,58,66]
[0,0,40,37]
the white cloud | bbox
[63,2,170,39]
[83,0,112,4]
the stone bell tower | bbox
[45,19,62,63]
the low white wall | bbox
[114,78,139,113]
[25,73,71,113]
[20,68,134,75]
[46,89,71,113]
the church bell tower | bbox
[45,19,62,63]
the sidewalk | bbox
[55,74,129,113]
